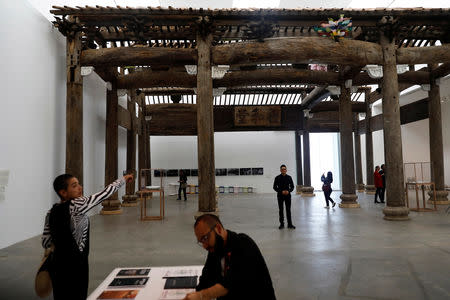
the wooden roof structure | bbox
[52,6,450,216]
[51,6,450,109]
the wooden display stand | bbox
[405,182,437,212]
[138,169,165,221]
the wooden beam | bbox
[396,44,450,65]
[143,87,315,96]
[432,62,450,79]
[94,67,118,83]
[301,86,329,109]
[213,37,383,66]
[117,68,430,89]
[145,102,365,135]
[81,47,197,66]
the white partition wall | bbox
[151,131,296,194]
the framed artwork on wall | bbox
[166,169,179,177]
[181,169,191,176]
[252,168,264,175]
[215,168,227,176]
[240,168,252,176]
[191,169,198,176]
[227,168,239,176]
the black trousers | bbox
[277,194,293,226]
[375,187,384,203]
[50,253,88,300]
[178,185,187,200]
[323,189,334,206]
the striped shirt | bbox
[42,178,125,252]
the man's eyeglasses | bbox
[197,224,216,246]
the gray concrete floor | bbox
[1,191,450,300]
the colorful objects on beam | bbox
[314,15,353,41]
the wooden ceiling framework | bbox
[51,6,450,134]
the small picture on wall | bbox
[181,169,191,176]
[191,169,198,176]
[227,168,239,176]
[167,169,179,177]
[240,168,252,176]
[215,168,227,176]
[252,168,264,175]
[154,170,166,177]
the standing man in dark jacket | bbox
[183,214,276,300]
[273,164,295,229]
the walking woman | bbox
[321,171,336,208]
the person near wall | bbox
[273,164,296,229]
[374,166,383,204]
[183,214,276,300]
[321,171,336,208]
[177,169,188,201]
[41,173,133,300]
[379,164,386,203]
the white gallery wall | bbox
[0,0,127,249]
[360,76,450,186]
[151,131,297,193]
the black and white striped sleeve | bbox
[71,178,125,215]
[41,210,52,249]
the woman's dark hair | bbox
[53,174,74,199]
[327,171,333,182]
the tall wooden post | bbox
[354,114,364,192]
[295,130,304,194]
[380,22,409,220]
[101,83,122,214]
[196,31,216,213]
[301,128,315,196]
[66,31,83,183]
[138,92,151,188]
[122,90,138,206]
[428,64,449,204]
[339,84,359,208]
[364,91,376,194]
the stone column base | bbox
[121,194,139,207]
[365,185,376,195]
[339,193,360,208]
[296,185,303,194]
[383,206,409,221]
[301,186,315,197]
[427,190,450,204]
[356,183,365,192]
[100,199,122,215]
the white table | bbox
[88,265,203,300]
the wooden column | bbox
[101,83,122,214]
[339,84,359,208]
[66,32,83,183]
[122,90,138,206]
[138,93,151,188]
[380,26,409,220]
[428,64,449,204]
[196,31,216,213]
[295,130,304,194]
[364,91,376,194]
[301,128,315,196]
[354,114,364,192]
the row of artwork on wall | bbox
[154,168,264,177]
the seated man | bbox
[183,214,276,300]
